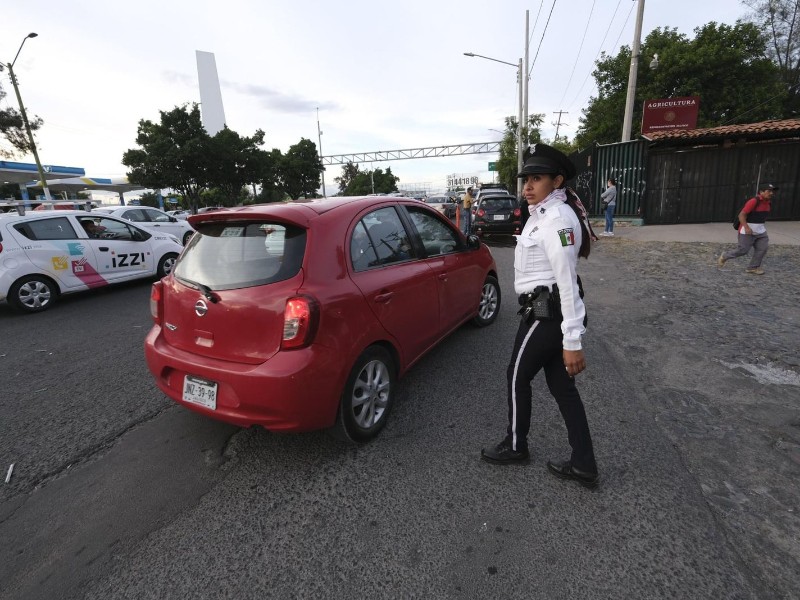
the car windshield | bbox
[174,221,305,290]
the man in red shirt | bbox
[718,183,777,275]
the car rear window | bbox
[174,221,305,290]
[481,197,517,210]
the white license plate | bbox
[182,375,218,410]
[493,214,506,221]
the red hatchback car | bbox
[145,196,500,442]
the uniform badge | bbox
[557,228,575,246]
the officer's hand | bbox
[563,349,586,377]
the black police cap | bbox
[517,143,576,180]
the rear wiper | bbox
[183,278,219,303]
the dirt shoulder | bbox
[580,239,800,599]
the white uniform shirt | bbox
[514,189,586,351]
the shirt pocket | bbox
[515,234,538,271]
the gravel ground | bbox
[581,238,800,599]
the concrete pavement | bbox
[590,220,800,245]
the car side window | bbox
[122,209,147,222]
[353,207,412,270]
[88,217,138,241]
[350,221,379,272]
[145,208,170,222]
[14,217,78,240]
[405,207,459,256]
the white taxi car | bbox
[0,211,183,313]
[92,206,195,245]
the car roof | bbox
[187,196,426,229]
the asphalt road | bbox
[0,238,795,599]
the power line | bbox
[529,0,558,77]
[528,0,545,47]
[558,0,597,108]
[566,0,635,111]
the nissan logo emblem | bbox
[195,299,208,316]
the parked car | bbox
[93,206,195,245]
[471,193,523,236]
[166,209,190,220]
[424,195,458,220]
[0,211,183,313]
[145,196,500,442]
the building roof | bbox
[642,118,800,144]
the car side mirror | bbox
[466,234,481,250]
[169,216,177,222]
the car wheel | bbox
[332,346,396,443]
[182,231,194,245]
[157,253,179,278]
[8,275,58,313]
[472,275,500,327]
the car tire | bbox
[8,275,58,313]
[472,275,500,327]
[331,346,396,443]
[182,231,194,246]
[157,253,179,278]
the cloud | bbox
[222,80,338,114]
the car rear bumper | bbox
[473,220,522,235]
[145,326,344,431]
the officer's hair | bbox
[564,188,591,259]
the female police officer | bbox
[481,143,599,489]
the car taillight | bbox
[476,209,485,217]
[513,207,521,216]
[0,242,3,253]
[150,281,163,324]
[282,295,319,349]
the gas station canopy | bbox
[0,160,85,185]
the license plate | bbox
[493,214,506,221]
[182,375,218,410]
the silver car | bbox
[93,206,195,245]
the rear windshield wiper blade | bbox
[182,278,220,303]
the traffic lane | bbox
[0,405,237,600]
[81,246,758,600]
[0,278,170,503]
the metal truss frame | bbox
[321,142,500,166]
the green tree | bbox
[206,126,267,206]
[122,104,211,212]
[282,138,322,198]
[334,162,360,194]
[256,148,286,203]
[136,191,161,208]
[743,0,800,114]
[0,70,43,158]
[575,23,786,148]
[343,167,399,195]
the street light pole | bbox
[5,33,52,203]
[316,107,326,197]
[463,52,524,197]
[621,0,646,142]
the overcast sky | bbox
[3,0,747,196]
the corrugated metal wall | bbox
[643,141,800,224]
[593,140,648,217]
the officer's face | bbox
[522,174,563,205]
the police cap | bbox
[517,143,576,180]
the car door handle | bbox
[374,292,394,303]
[98,247,109,252]
[438,273,448,281]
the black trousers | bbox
[505,317,597,472]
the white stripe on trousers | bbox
[511,320,540,451]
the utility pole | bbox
[621,0,646,142]
[553,110,569,141]
[316,107,327,197]
[524,10,529,142]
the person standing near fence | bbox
[599,178,617,237]
[718,183,777,275]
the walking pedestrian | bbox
[481,143,599,489]
[599,178,617,236]
[718,183,777,275]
